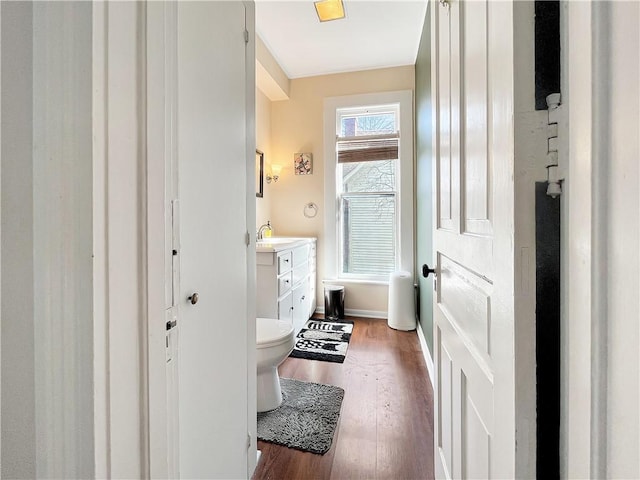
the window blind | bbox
[336,132,399,164]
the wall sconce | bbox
[266,164,282,184]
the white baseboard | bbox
[314,307,387,320]
[416,321,435,388]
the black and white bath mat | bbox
[257,377,345,454]
[289,319,353,363]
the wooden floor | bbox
[252,316,435,480]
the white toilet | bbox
[256,317,295,412]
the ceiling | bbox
[255,0,429,79]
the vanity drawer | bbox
[277,291,293,323]
[292,264,307,286]
[277,251,292,274]
[292,244,310,267]
[278,272,292,296]
[308,240,316,272]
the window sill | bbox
[322,278,390,287]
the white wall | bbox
[1,2,95,477]
[1,3,36,476]
[32,2,94,477]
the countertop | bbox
[256,237,316,253]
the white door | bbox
[177,2,249,477]
[431,1,518,477]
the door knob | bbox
[188,293,199,305]
[422,264,436,278]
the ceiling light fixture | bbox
[314,0,345,22]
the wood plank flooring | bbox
[252,316,434,480]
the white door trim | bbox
[589,3,610,477]
[561,3,598,478]
[562,2,640,478]
[91,2,110,476]
[146,2,173,478]
[92,3,151,477]
[243,1,258,476]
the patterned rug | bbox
[289,319,353,363]
[257,378,345,454]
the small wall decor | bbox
[294,153,313,175]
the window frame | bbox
[336,104,400,280]
[323,90,414,284]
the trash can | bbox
[388,271,416,330]
[324,285,345,320]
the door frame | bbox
[146,2,173,477]
[561,3,596,477]
[243,1,258,476]
[92,2,154,477]
[92,2,176,476]
[561,2,640,477]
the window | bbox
[324,91,413,283]
[337,106,399,279]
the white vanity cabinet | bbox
[256,238,317,334]
[307,240,317,316]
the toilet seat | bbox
[256,317,294,349]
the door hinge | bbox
[245,231,251,246]
[247,432,251,449]
[244,29,249,44]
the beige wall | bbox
[260,66,415,315]
[255,88,272,229]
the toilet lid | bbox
[256,317,294,348]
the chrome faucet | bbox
[257,221,272,240]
